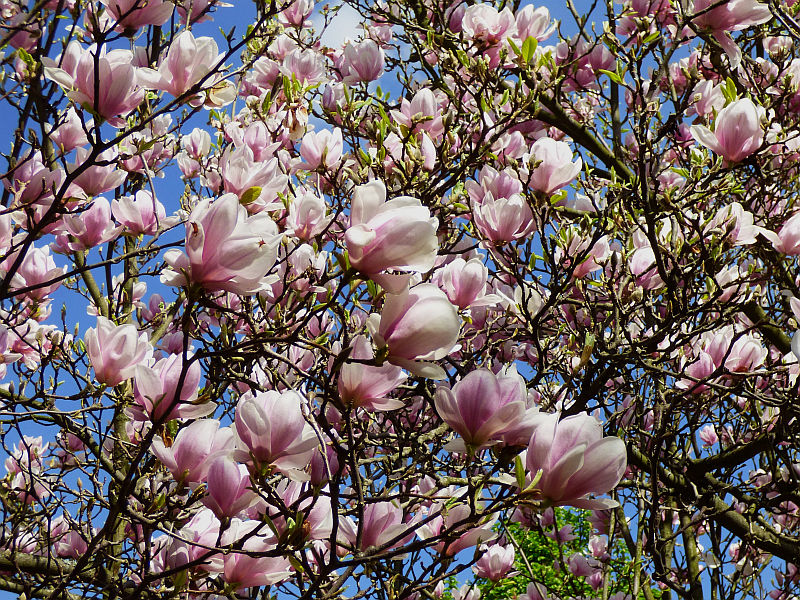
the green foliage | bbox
[475,510,661,600]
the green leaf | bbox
[240,187,262,205]
[514,455,526,489]
[521,36,538,64]
[722,77,738,104]
[599,68,622,84]
[16,48,36,69]
[642,31,661,45]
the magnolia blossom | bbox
[515,5,555,42]
[299,127,343,170]
[691,98,764,163]
[525,413,627,509]
[461,5,517,44]
[56,197,121,251]
[764,211,800,255]
[473,193,536,243]
[162,194,281,295]
[417,493,497,555]
[338,335,408,411]
[340,39,384,83]
[42,42,144,124]
[132,353,210,423]
[151,419,233,484]
[203,457,257,518]
[689,0,771,68]
[100,0,174,30]
[138,30,233,106]
[285,191,332,240]
[473,544,516,581]
[345,180,439,283]
[112,190,170,236]
[435,369,531,451]
[525,138,583,194]
[67,148,127,198]
[390,88,445,138]
[84,317,152,386]
[369,283,460,378]
[435,258,499,310]
[338,501,414,552]
[234,390,319,478]
[5,245,65,300]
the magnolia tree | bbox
[1,0,799,598]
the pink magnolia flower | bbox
[417,493,497,556]
[764,211,800,255]
[435,258,499,310]
[3,150,65,206]
[340,39,385,83]
[100,0,174,31]
[699,424,719,447]
[84,316,152,386]
[162,194,281,295]
[369,283,460,378]
[56,197,121,251]
[452,585,482,600]
[691,98,764,163]
[568,552,599,577]
[345,180,439,281]
[220,147,287,207]
[132,353,211,423]
[525,138,583,194]
[338,501,415,552]
[286,191,333,240]
[299,128,344,170]
[628,245,664,290]
[466,165,523,205]
[472,193,536,243]
[434,369,529,451]
[50,516,90,559]
[518,582,551,600]
[234,390,319,478]
[473,544,516,581]
[724,333,767,373]
[67,148,127,198]
[689,0,771,68]
[138,30,229,106]
[153,509,221,573]
[708,202,762,246]
[42,42,144,124]
[525,412,627,509]
[176,0,228,24]
[283,48,327,85]
[4,436,48,475]
[260,480,333,542]
[555,231,610,279]
[690,80,725,117]
[218,520,293,589]
[515,5,555,42]
[152,419,233,485]
[676,351,717,394]
[220,146,286,202]
[338,335,408,411]
[5,245,65,301]
[461,5,517,45]
[47,108,90,154]
[203,457,257,518]
[390,88,445,139]
[279,0,314,27]
[112,190,169,236]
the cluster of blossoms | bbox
[1,0,800,599]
